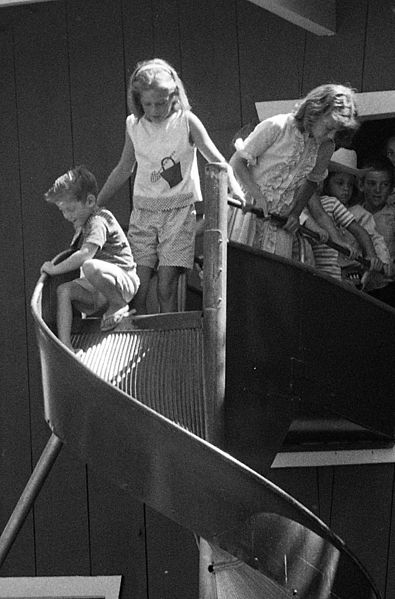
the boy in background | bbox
[359,157,395,305]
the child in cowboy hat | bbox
[301,148,386,285]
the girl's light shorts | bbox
[74,262,140,314]
[128,204,196,270]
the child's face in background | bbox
[326,171,355,205]
[359,170,392,213]
[56,194,94,229]
[386,138,395,168]
[140,87,174,123]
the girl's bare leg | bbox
[157,266,182,313]
[131,265,154,314]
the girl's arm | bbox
[41,243,98,276]
[97,129,136,207]
[285,139,335,231]
[229,152,268,213]
[187,112,244,200]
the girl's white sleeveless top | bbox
[126,110,202,211]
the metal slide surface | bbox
[30,266,382,599]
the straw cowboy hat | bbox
[329,148,365,176]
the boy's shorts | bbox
[128,205,196,270]
[74,264,140,314]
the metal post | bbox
[0,433,63,568]
[202,162,228,447]
[200,163,229,598]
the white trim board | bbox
[0,576,122,598]
[0,0,53,6]
[272,445,395,468]
[247,0,336,36]
[256,90,395,122]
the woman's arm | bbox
[97,129,136,207]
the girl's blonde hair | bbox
[128,58,190,118]
[294,84,359,136]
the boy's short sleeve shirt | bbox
[79,208,136,271]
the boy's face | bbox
[386,138,395,168]
[359,170,392,213]
[55,193,94,229]
[327,171,355,205]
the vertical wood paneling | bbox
[67,0,130,227]
[1,0,395,597]
[87,472,147,599]
[178,0,240,133]
[152,0,182,72]
[122,0,155,79]
[302,0,368,94]
[12,1,91,575]
[330,464,394,597]
[145,507,199,599]
[33,449,90,576]
[363,0,395,91]
[268,467,321,516]
[0,13,35,575]
[236,0,305,124]
[317,467,334,525]
[385,467,395,599]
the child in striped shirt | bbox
[302,148,384,283]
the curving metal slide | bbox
[1,164,392,599]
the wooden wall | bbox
[1,0,395,597]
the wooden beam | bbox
[256,90,395,122]
[247,0,336,36]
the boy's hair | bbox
[360,156,394,188]
[45,165,98,204]
[294,84,359,136]
[127,58,190,118]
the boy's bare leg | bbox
[56,281,95,350]
[157,266,182,313]
[82,259,130,316]
[131,265,154,315]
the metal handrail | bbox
[227,196,373,270]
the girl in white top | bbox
[98,58,241,314]
[230,84,360,259]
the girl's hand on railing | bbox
[283,214,300,234]
[316,228,329,243]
